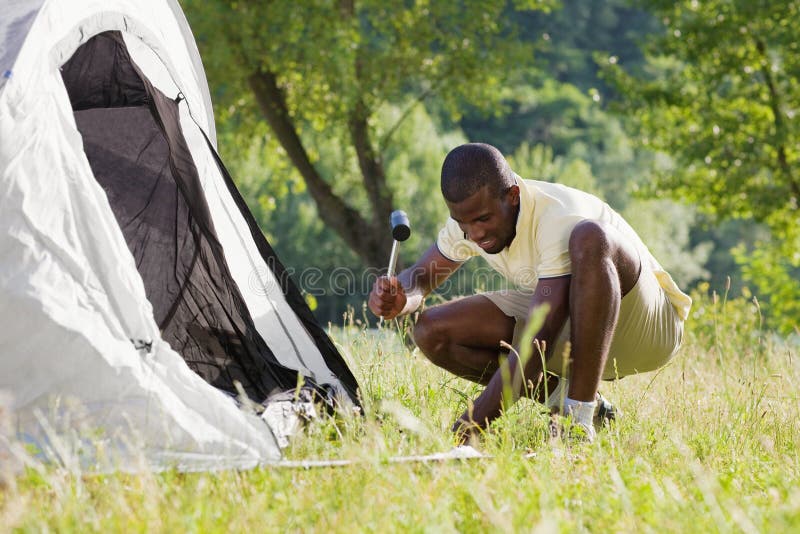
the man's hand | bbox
[452,414,483,446]
[368,276,407,320]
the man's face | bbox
[446,184,520,254]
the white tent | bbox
[0,0,359,471]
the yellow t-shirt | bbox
[436,178,692,321]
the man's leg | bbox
[566,220,641,402]
[412,295,515,385]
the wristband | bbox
[399,285,424,316]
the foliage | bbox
[622,199,711,287]
[732,240,800,335]
[182,0,555,267]
[459,67,660,211]
[689,216,772,297]
[512,0,661,95]
[603,0,800,331]
[460,80,596,157]
[604,0,800,256]
[224,103,462,323]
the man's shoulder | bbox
[520,180,595,223]
[521,178,599,201]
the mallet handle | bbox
[387,240,400,278]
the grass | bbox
[1,293,799,532]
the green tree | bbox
[226,102,464,322]
[621,199,711,287]
[732,240,800,335]
[605,0,800,251]
[514,0,660,94]
[605,0,800,332]
[182,0,554,268]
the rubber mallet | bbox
[387,210,411,277]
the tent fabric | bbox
[211,144,361,402]
[0,0,45,90]
[0,0,359,471]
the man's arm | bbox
[452,275,571,440]
[368,244,462,320]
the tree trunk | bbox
[756,39,800,201]
[349,96,394,241]
[248,69,392,268]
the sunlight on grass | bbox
[1,293,799,532]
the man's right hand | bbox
[368,276,407,320]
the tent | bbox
[0,0,360,471]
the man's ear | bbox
[508,184,520,206]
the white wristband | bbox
[399,286,424,316]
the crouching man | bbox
[368,143,691,442]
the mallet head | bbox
[390,210,411,242]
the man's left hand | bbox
[452,414,483,445]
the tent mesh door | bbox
[61,32,306,403]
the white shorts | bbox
[482,268,684,379]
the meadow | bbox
[1,290,798,533]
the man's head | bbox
[441,143,520,254]
[441,143,515,203]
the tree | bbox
[605,0,800,332]
[512,0,660,94]
[182,0,554,268]
[605,0,800,252]
[231,104,464,323]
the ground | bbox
[1,292,799,532]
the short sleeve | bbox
[535,216,582,278]
[436,218,478,262]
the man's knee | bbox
[412,307,450,363]
[568,220,612,265]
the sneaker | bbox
[593,391,619,430]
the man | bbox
[368,143,691,442]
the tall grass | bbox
[1,293,798,532]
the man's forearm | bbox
[453,277,570,440]
[455,368,506,431]
[394,243,462,304]
[453,341,549,436]
[396,264,440,296]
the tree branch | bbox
[378,79,443,154]
[248,69,382,263]
[342,0,394,234]
[349,96,393,226]
[756,39,800,201]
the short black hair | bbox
[440,143,515,203]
